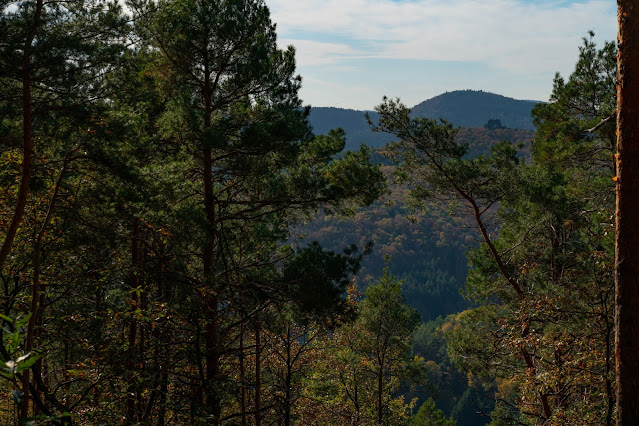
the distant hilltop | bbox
[411,89,540,130]
[308,90,542,150]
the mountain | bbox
[411,89,540,130]
[307,90,541,150]
[303,91,538,425]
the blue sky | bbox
[268,0,617,110]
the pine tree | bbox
[0,1,128,420]
[371,34,618,424]
[358,267,421,425]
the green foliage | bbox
[0,315,41,380]
[447,34,617,424]
[283,242,364,324]
[412,315,491,426]
[0,0,386,423]
[296,272,424,425]
[410,398,456,426]
[0,0,618,423]
[371,98,524,216]
[359,266,421,348]
[372,34,618,425]
[358,268,423,424]
[532,31,616,170]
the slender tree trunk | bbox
[202,66,222,422]
[126,219,141,424]
[354,384,360,425]
[157,370,168,426]
[156,261,168,426]
[137,248,148,417]
[191,322,205,422]
[205,300,220,420]
[615,2,639,424]
[284,328,292,426]
[255,320,262,426]
[0,0,42,273]
[63,337,70,394]
[240,324,247,426]
[26,164,66,419]
[377,368,383,425]
[15,3,44,420]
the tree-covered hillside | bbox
[411,90,540,130]
[308,92,537,151]
[298,126,534,323]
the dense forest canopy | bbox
[0,0,629,425]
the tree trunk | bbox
[255,321,262,426]
[157,370,168,426]
[202,67,221,421]
[284,327,292,426]
[239,324,247,426]
[15,4,43,420]
[126,219,141,424]
[205,299,220,422]
[377,368,383,425]
[26,164,66,419]
[615,2,639,424]
[354,384,360,425]
[156,260,169,426]
[0,0,42,273]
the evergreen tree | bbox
[410,398,456,426]
[371,34,617,424]
[0,0,385,423]
[359,267,422,425]
[299,270,424,425]
[125,0,384,423]
[0,0,128,420]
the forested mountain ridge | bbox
[411,90,540,130]
[308,90,540,150]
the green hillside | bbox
[298,123,534,323]
[307,90,540,151]
[411,89,540,130]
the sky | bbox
[267,0,617,110]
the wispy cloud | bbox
[280,39,363,66]
[270,0,616,74]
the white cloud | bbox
[279,39,363,66]
[269,0,617,74]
